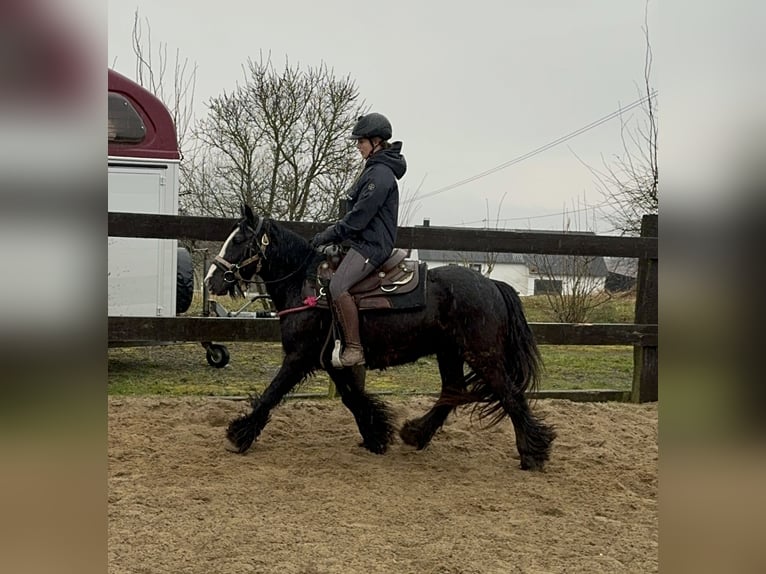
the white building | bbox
[414,246,608,297]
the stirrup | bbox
[331,339,343,369]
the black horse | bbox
[205,205,556,470]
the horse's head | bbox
[204,204,269,296]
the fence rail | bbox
[108,212,658,402]
[108,212,658,258]
[108,316,657,347]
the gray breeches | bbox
[329,248,374,300]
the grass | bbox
[519,292,637,323]
[108,292,636,397]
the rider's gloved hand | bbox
[309,226,336,248]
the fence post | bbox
[631,214,658,402]
[200,249,209,317]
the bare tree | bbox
[528,200,614,323]
[529,252,611,322]
[128,9,204,223]
[192,53,365,221]
[480,194,507,276]
[580,2,658,236]
[126,12,240,294]
[398,173,428,227]
[130,11,197,151]
[187,91,263,216]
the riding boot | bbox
[332,292,365,367]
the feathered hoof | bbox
[399,419,429,450]
[358,421,395,454]
[519,422,556,471]
[226,415,255,454]
[359,439,388,455]
[223,438,241,453]
[518,441,553,471]
[519,455,547,471]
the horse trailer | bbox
[105,70,238,362]
[108,68,194,318]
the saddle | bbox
[304,248,427,311]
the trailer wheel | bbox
[206,344,230,368]
[176,247,195,314]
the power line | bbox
[437,198,629,228]
[406,91,657,203]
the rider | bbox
[310,112,407,367]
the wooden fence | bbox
[108,212,658,403]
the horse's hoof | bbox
[399,422,417,446]
[520,457,546,471]
[399,421,428,449]
[226,415,256,453]
[359,440,387,455]
[227,439,252,454]
[224,438,243,454]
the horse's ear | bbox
[242,204,255,225]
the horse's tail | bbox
[492,279,543,396]
[436,279,543,426]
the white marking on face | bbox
[204,226,239,282]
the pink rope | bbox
[276,296,319,318]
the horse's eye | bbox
[232,234,246,245]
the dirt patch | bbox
[108,396,657,573]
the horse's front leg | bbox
[226,356,307,453]
[329,366,396,454]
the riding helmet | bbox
[348,112,392,141]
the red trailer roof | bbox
[108,69,180,160]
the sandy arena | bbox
[108,396,657,573]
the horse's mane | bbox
[265,217,304,244]
[262,217,322,277]
[265,217,308,251]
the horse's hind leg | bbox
[329,366,395,454]
[400,350,465,450]
[492,372,556,471]
[502,391,556,470]
[470,363,556,470]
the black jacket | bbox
[326,142,407,268]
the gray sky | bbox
[108,1,658,233]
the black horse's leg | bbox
[501,389,556,471]
[226,356,308,453]
[329,366,395,454]
[400,349,465,450]
[474,363,556,471]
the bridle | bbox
[212,215,317,287]
[212,216,268,286]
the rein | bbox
[276,296,319,317]
[256,250,316,286]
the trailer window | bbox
[108,93,146,144]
